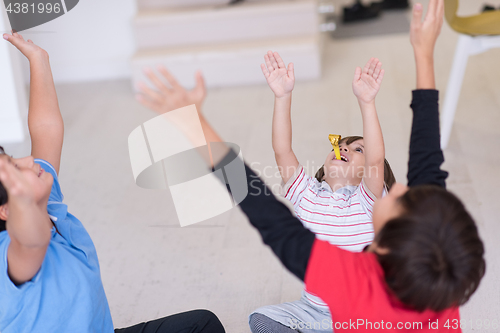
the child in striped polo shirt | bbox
[249,52,395,332]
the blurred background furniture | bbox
[441,0,500,148]
[131,0,333,89]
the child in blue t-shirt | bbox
[0,32,224,333]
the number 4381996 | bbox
[5,3,61,14]
[444,319,499,330]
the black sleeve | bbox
[215,152,315,281]
[407,90,449,188]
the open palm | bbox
[3,31,47,60]
[352,58,385,104]
[261,51,295,98]
[136,67,206,114]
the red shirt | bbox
[305,239,461,332]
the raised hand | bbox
[261,51,295,98]
[352,58,385,105]
[136,67,206,114]
[410,0,444,57]
[0,158,38,207]
[3,31,48,61]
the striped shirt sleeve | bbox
[281,165,312,209]
[355,179,376,219]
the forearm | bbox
[6,202,52,248]
[27,53,64,136]
[272,94,293,155]
[360,101,385,166]
[407,90,448,187]
[6,203,51,285]
[414,52,435,90]
[359,101,385,197]
[216,154,315,281]
[198,112,229,168]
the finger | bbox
[368,58,378,76]
[376,69,385,84]
[158,66,182,90]
[194,71,206,99]
[4,33,20,47]
[144,68,170,94]
[287,63,295,81]
[373,61,382,79]
[353,67,362,82]
[363,58,373,74]
[426,0,437,20]
[13,31,24,41]
[264,54,274,73]
[195,71,206,91]
[137,81,163,104]
[261,63,270,78]
[274,52,286,69]
[411,3,423,27]
[269,51,279,71]
[27,39,33,44]
[135,94,161,112]
[437,0,445,23]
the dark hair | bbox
[376,185,485,312]
[314,136,396,190]
[0,146,6,232]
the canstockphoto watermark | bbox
[289,318,500,331]
[3,1,80,32]
[128,105,248,227]
[289,318,424,331]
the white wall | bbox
[20,0,137,83]
[0,8,27,143]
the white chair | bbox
[441,0,500,149]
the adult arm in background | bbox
[407,0,449,188]
[137,67,316,281]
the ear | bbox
[0,204,8,221]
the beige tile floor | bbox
[4,1,500,332]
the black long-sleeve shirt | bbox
[217,89,448,282]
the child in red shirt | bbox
[136,1,485,331]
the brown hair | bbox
[314,136,396,190]
[0,146,6,232]
[376,185,485,311]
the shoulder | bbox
[282,165,314,196]
[34,159,58,178]
[354,179,376,204]
[35,159,64,203]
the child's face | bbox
[372,182,408,235]
[322,139,366,186]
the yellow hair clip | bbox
[328,134,342,160]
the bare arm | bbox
[4,33,64,174]
[352,58,386,198]
[136,67,229,167]
[0,158,52,285]
[410,1,443,89]
[261,51,299,184]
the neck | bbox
[324,178,360,192]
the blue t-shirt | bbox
[0,159,114,333]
